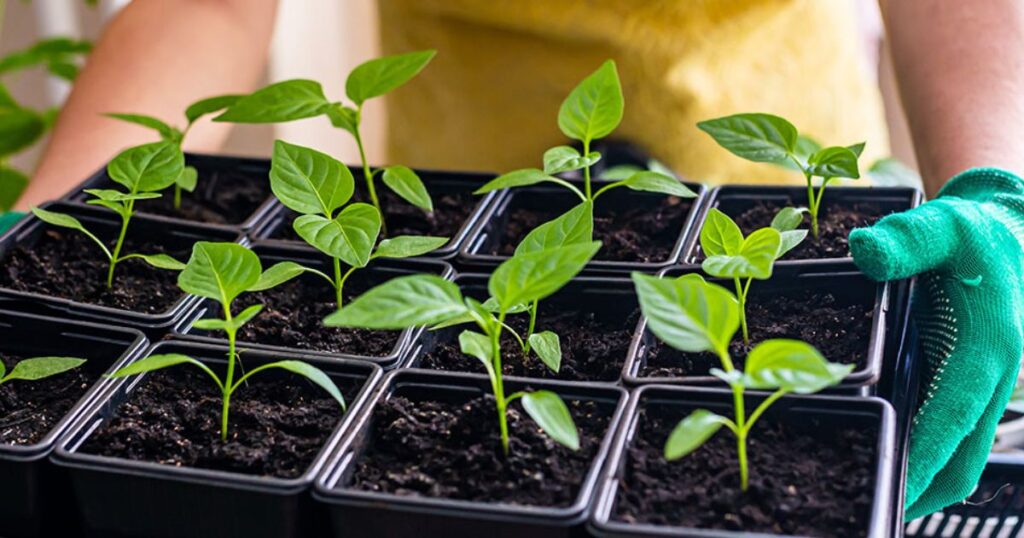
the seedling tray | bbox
[588,385,897,537]
[0,310,146,537]
[313,369,629,537]
[51,340,383,538]
[172,244,454,369]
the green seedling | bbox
[105,94,240,208]
[109,242,345,440]
[632,272,853,490]
[263,140,447,309]
[214,51,437,233]
[699,207,806,345]
[325,240,601,454]
[474,60,697,210]
[697,113,863,239]
[0,356,86,386]
[31,141,188,288]
[0,37,91,210]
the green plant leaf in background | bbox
[214,80,331,123]
[697,113,798,164]
[0,166,28,211]
[106,141,185,193]
[373,235,449,259]
[806,146,861,180]
[345,50,436,106]
[558,59,623,144]
[664,409,733,460]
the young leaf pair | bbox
[266,140,447,309]
[326,240,602,454]
[698,112,863,239]
[106,94,240,208]
[31,142,189,288]
[632,272,852,490]
[0,356,86,386]
[109,242,345,440]
[699,207,806,345]
[215,51,437,231]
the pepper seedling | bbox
[325,240,601,454]
[631,272,853,490]
[109,242,345,440]
[699,207,807,344]
[105,94,240,208]
[263,140,447,309]
[697,113,863,239]
[30,141,188,288]
[0,356,86,386]
[473,60,697,211]
[214,51,437,233]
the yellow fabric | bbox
[379,0,890,186]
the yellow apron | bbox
[379,0,889,185]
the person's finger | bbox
[849,200,961,281]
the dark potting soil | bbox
[418,303,639,382]
[0,228,185,313]
[492,196,692,263]
[642,288,871,378]
[613,406,876,536]
[0,354,93,445]
[80,366,363,478]
[348,393,611,506]
[727,200,885,260]
[132,169,271,225]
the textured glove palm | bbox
[850,167,1024,519]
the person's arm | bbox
[880,0,1024,196]
[14,0,278,210]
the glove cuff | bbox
[938,167,1024,202]
[0,211,26,234]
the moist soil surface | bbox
[80,366,364,478]
[131,170,272,225]
[613,406,876,537]
[200,275,401,357]
[0,229,185,313]
[348,393,611,506]
[642,288,872,378]
[0,354,94,445]
[418,299,639,382]
[492,196,692,263]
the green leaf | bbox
[255,360,345,409]
[697,113,798,164]
[107,141,185,193]
[105,113,179,142]
[0,107,45,157]
[178,242,262,306]
[700,208,743,257]
[270,140,355,215]
[250,261,310,292]
[373,235,448,258]
[326,104,359,136]
[631,272,738,354]
[489,241,601,309]
[293,203,381,267]
[345,50,436,105]
[192,318,231,331]
[176,165,198,193]
[847,142,866,158]
[458,330,493,367]
[702,227,781,280]
[599,164,643,181]
[743,339,854,393]
[0,166,28,211]
[777,229,807,258]
[31,207,87,233]
[807,146,861,179]
[614,171,697,198]
[185,94,241,124]
[46,60,79,81]
[528,331,561,373]
[323,274,468,329]
[869,157,921,188]
[2,357,85,382]
[514,201,593,256]
[474,169,563,195]
[770,207,807,232]
[131,253,186,271]
[0,37,90,75]
[109,353,208,378]
[558,60,623,143]
[542,146,601,175]
[0,83,18,108]
[520,391,579,450]
[232,304,265,329]
[84,189,161,203]
[664,409,729,460]
[382,165,433,211]
[214,80,330,123]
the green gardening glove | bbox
[849,167,1024,519]
[0,211,25,234]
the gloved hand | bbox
[0,211,24,234]
[849,167,1024,519]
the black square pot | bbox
[588,385,898,537]
[51,340,383,538]
[250,168,501,260]
[681,185,923,267]
[622,265,890,393]
[401,273,638,384]
[172,244,454,369]
[313,369,629,537]
[459,179,708,275]
[0,310,147,537]
[64,152,278,234]
[0,202,241,337]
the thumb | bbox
[849,200,961,281]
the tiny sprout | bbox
[0,356,86,386]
